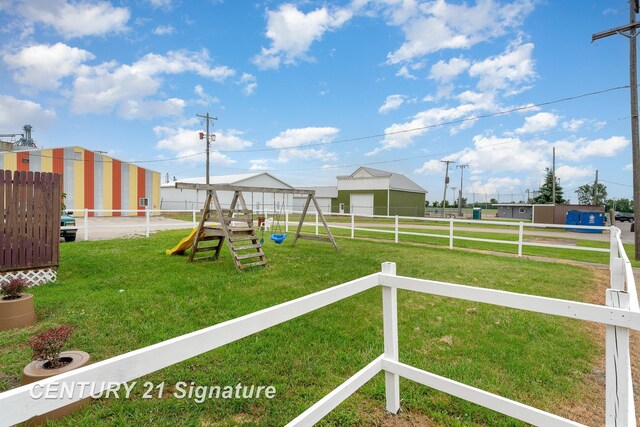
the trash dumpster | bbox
[577,211,604,233]
[473,208,482,220]
[565,210,580,231]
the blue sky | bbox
[0,0,636,203]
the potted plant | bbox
[22,326,92,423]
[0,278,35,330]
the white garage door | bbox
[351,193,374,216]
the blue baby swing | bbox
[270,194,287,244]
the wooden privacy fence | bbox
[0,170,61,272]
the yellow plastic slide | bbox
[165,227,200,255]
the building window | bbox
[519,208,527,213]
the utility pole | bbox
[457,164,469,217]
[526,189,530,203]
[593,170,599,205]
[451,187,457,207]
[592,0,640,260]
[552,147,556,205]
[196,113,218,185]
[441,160,455,217]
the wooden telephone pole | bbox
[441,160,455,217]
[592,0,640,259]
[196,113,217,185]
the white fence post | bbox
[285,210,289,232]
[145,208,150,238]
[192,209,197,227]
[381,262,400,414]
[315,212,319,236]
[83,209,89,241]
[351,213,355,239]
[395,215,399,244]
[605,289,634,427]
[449,218,454,249]
[518,222,524,257]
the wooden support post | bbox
[605,290,634,426]
[292,194,312,247]
[381,262,400,414]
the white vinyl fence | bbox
[290,211,611,257]
[1,228,638,426]
[72,209,613,260]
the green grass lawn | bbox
[0,230,605,426]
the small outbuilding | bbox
[332,166,426,217]
[495,203,533,220]
[293,186,337,213]
[160,172,295,213]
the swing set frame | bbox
[176,183,339,251]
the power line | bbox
[214,84,630,153]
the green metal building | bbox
[331,167,426,217]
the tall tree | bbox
[575,183,607,205]
[533,169,566,204]
[606,198,634,213]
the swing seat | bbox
[271,233,287,244]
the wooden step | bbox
[231,244,262,251]
[195,246,219,252]
[229,227,254,232]
[229,235,257,242]
[239,260,268,269]
[235,252,265,260]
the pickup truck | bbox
[61,212,77,242]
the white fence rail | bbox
[1,239,638,425]
[295,211,611,256]
[71,209,613,260]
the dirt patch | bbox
[362,401,439,426]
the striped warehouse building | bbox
[0,146,160,217]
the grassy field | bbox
[0,230,607,426]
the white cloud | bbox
[554,136,629,161]
[266,126,339,148]
[72,50,235,115]
[154,126,251,164]
[369,94,496,155]
[451,134,547,174]
[194,85,219,106]
[379,94,406,114]
[414,159,443,175]
[0,95,56,129]
[555,165,593,183]
[386,0,534,64]
[17,0,130,38]
[562,119,585,132]
[148,0,172,8]
[429,56,470,83]
[252,3,353,69]
[468,40,536,92]
[516,112,559,134]
[238,73,257,95]
[118,98,185,119]
[249,159,270,171]
[396,65,417,79]
[266,126,340,163]
[3,43,94,90]
[625,163,633,171]
[153,25,175,35]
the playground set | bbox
[166,183,338,270]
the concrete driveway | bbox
[67,216,196,241]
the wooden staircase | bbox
[189,190,268,270]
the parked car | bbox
[615,212,634,223]
[61,212,77,242]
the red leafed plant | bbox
[29,326,75,369]
[1,278,28,300]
